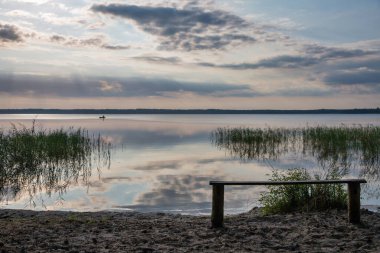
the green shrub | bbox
[259,168,347,214]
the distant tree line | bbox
[0,108,379,114]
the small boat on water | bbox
[99,115,106,120]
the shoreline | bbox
[1,208,379,252]
[1,108,380,115]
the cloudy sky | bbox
[0,0,379,109]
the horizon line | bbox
[0,108,379,114]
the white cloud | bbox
[4,0,50,4]
[39,12,84,26]
[5,10,37,19]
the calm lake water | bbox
[1,114,380,214]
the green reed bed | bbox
[0,122,111,206]
[302,126,380,176]
[212,126,380,176]
[211,127,295,160]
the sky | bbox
[0,0,380,109]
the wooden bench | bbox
[210,179,367,228]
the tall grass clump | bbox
[259,168,347,214]
[0,121,111,206]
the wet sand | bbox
[0,208,379,252]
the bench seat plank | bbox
[210,179,366,186]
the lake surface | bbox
[1,114,380,214]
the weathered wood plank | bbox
[210,179,366,186]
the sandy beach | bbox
[0,208,379,252]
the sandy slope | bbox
[0,208,379,252]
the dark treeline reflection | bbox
[0,123,111,206]
[211,126,380,180]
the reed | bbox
[0,122,111,206]
[302,125,380,178]
[211,127,294,160]
[211,125,380,178]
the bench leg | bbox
[348,182,361,224]
[211,185,224,228]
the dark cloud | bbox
[268,88,332,97]
[199,55,319,70]
[198,45,378,70]
[65,37,103,47]
[308,50,380,94]
[157,33,255,51]
[324,57,380,71]
[193,43,380,95]
[303,44,374,60]
[319,50,380,89]
[0,23,23,44]
[324,69,380,85]
[132,56,182,64]
[0,72,347,98]
[91,4,255,51]
[50,35,66,42]
[0,74,255,98]
[101,44,130,50]
[49,34,130,50]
